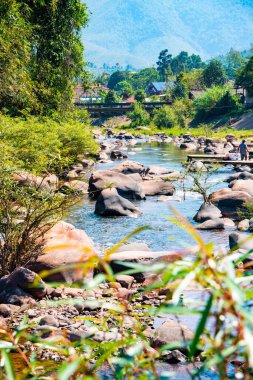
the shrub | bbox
[0,113,98,174]
[135,89,146,103]
[153,105,177,129]
[128,102,150,126]
[193,86,239,121]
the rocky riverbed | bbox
[1,129,253,378]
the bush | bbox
[193,86,239,122]
[0,113,98,174]
[128,102,150,126]
[153,105,177,129]
[0,149,77,277]
[135,89,146,103]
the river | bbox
[67,141,235,253]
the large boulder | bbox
[145,166,175,177]
[230,180,253,197]
[29,221,95,283]
[108,250,183,282]
[193,202,222,223]
[12,171,51,191]
[95,188,141,217]
[111,161,145,175]
[196,218,225,230]
[59,180,88,195]
[226,172,253,183]
[229,232,253,252]
[0,268,46,305]
[141,180,175,196]
[152,319,194,352]
[209,188,251,219]
[110,150,128,160]
[88,170,145,200]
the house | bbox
[74,84,110,103]
[146,82,174,96]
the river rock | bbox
[108,251,182,282]
[115,275,135,289]
[210,188,251,219]
[179,142,197,150]
[29,221,95,283]
[39,315,59,328]
[230,180,253,197]
[95,188,141,217]
[0,304,12,318]
[0,268,45,306]
[111,161,145,175]
[238,219,250,232]
[152,319,194,352]
[12,171,51,191]
[161,350,188,363]
[59,180,88,195]
[193,202,222,222]
[229,232,253,252]
[110,150,128,160]
[189,161,207,172]
[196,218,225,230]
[88,170,145,200]
[141,180,175,196]
[145,166,175,177]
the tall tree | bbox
[202,59,227,88]
[156,50,172,81]
[235,56,253,95]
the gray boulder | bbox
[89,170,145,200]
[141,180,175,196]
[196,218,225,230]
[111,161,145,175]
[231,180,253,197]
[95,188,141,217]
[152,319,194,353]
[193,202,222,223]
[210,188,251,219]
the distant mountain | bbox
[83,0,253,68]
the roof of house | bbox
[150,82,174,92]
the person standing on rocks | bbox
[238,140,249,161]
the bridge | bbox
[74,101,172,114]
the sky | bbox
[83,0,253,68]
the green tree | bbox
[107,71,128,89]
[202,59,227,88]
[105,90,118,104]
[115,81,133,98]
[135,89,146,103]
[153,106,177,129]
[223,49,247,79]
[130,68,160,90]
[128,103,150,126]
[235,55,253,96]
[156,50,172,81]
[171,75,188,99]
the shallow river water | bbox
[68,141,235,253]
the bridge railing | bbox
[74,101,172,109]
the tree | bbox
[115,81,133,98]
[156,50,172,81]
[235,56,253,96]
[105,90,118,104]
[130,68,160,90]
[153,106,177,129]
[202,59,227,88]
[180,69,205,91]
[107,71,127,89]
[0,0,89,115]
[135,89,146,103]
[128,103,150,126]
[223,49,247,79]
[171,75,188,99]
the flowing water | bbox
[68,141,235,253]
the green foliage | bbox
[153,106,177,129]
[221,49,247,79]
[156,49,173,80]
[0,155,77,277]
[0,113,98,174]
[0,0,89,115]
[115,81,133,98]
[129,68,160,90]
[134,89,146,103]
[128,102,150,126]
[181,69,205,91]
[236,55,253,96]
[171,78,188,100]
[202,59,227,88]
[105,90,118,104]
[107,71,128,89]
[238,200,253,220]
[193,86,239,121]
